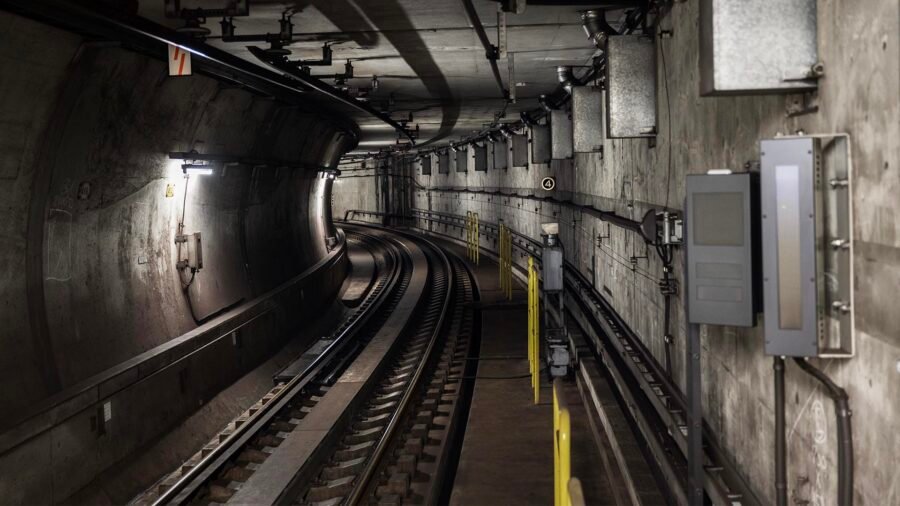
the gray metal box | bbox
[606,35,656,138]
[572,86,605,153]
[493,139,508,170]
[761,136,855,358]
[700,0,818,95]
[511,134,528,167]
[531,124,551,164]
[542,247,564,292]
[474,145,487,172]
[686,173,759,327]
[438,151,450,174]
[761,138,818,357]
[420,156,431,176]
[455,148,468,172]
[550,110,573,160]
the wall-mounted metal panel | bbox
[420,155,431,176]
[474,145,487,172]
[455,148,468,172]
[700,0,817,95]
[686,173,759,327]
[494,139,508,170]
[550,110,573,160]
[530,124,551,165]
[606,35,657,138]
[572,86,605,153]
[438,151,450,174]
[511,134,528,168]
[761,136,855,358]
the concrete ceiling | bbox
[138,1,613,152]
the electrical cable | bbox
[659,25,674,211]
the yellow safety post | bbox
[505,226,512,300]
[498,224,505,293]
[527,256,540,405]
[473,212,480,265]
[465,211,473,261]
[553,379,572,506]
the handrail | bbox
[528,256,540,405]
[553,379,573,506]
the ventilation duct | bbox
[557,66,575,94]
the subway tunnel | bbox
[0,1,897,505]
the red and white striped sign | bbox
[168,44,192,76]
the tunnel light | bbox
[182,163,214,176]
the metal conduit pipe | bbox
[774,357,787,506]
[459,0,509,100]
[792,358,854,506]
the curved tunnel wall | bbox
[0,11,355,415]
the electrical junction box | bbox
[530,124,551,165]
[685,172,760,327]
[761,136,854,358]
[511,134,528,168]
[572,86,605,153]
[474,145,487,172]
[438,151,450,174]
[550,110,573,160]
[455,148,468,172]
[541,223,564,292]
[700,0,818,95]
[420,155,431,176]
[493,138,508,170]
[606,35,657,138]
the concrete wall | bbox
[338,1,900,504]
[0,11,355,416]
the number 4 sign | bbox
[168,44,192,76]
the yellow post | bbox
[465,211,472,261]
[553,380,572,506]
[474,213,480,265]
[528,256,539,405]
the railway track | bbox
[296,238,476,506]
[133,225,477,506]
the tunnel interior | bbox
[0,1,898,505]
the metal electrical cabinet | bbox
[455,148,468,172]
[511,134,528,167]
[572,86,605,153]
[761,136,854,358]
[420,155,432,176]
[685,173,760,327]
[474,145,488,172]
[606,35,657,138]
[493,138,508,170]
[550,110,573,160]
[700,0,818,95]
[530,124,551,164]
[438,151,450,174]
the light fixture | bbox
[182,163,214,176]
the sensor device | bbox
[685,172,760,327]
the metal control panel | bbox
[455,148,468,172]
[700,0,818,95]
[606,35,657,138]
[572,86,605,153]
[686,172,760,327]
[474,145,487,171]
[420,155,431,176]
[550,110,573,160]
[761,136,854,358]
[493,138,508,170]
[512,134,528,167]
[438,151,450,174]
[531,124,551,165]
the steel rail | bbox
[152,230,406,505]
[345,233,456,505]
